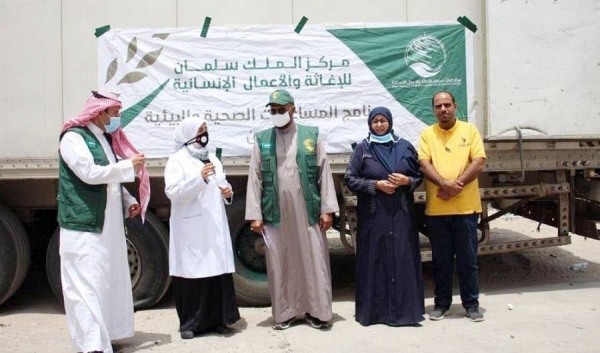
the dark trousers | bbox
[426,214,480,309]
[172,274,240,333]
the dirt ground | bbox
[1,213,599,353]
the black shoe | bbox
[214,325,233,335]
[429,306,450,321]
[466,307,485,322]
[272,317,297,330]
[305,313,329,329]
[180,330,195,339]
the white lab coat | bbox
[165,148,235,278]
[59,123,137,353]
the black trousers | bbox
[426,214,480,309]
[172,273,240,333]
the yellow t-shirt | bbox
[417,120,486,216]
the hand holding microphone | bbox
[201,163,230,193]
[201,163,216,181]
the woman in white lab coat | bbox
[164,117,240,339]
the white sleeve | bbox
[164,155,206,202]
[211,157,233,205]
[244,142,264,221]
[122,186,139,216]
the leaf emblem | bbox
[117,71,147,85]
[121,79,170,127]
[105,58,118,83]
[136,47,163,69]
[126,37,137,63]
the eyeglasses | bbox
[371,119,389,125]
[269,107,289,115]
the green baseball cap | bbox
[266,89,294,106]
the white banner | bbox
[98,23,472,158]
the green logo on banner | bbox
[328,25,467,125]
[405,34,447,78]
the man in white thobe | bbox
[57,91,147,353]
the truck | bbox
[1,0,599,309]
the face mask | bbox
[369,132,393,144]
[184,131,209,148]
[196,131,209,147]
[271,112,291,127]
[186,145,209,160]
[104,116,121,133]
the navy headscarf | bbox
[367,107,396,174]
[368,107,393,136]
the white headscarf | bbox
[173,117,207,150]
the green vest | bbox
[57,127,109,233]
[256,124,321,227]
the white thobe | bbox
[165,148,235,278]
[59,123,137,353]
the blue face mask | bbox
[369,132,393,144]
[104,116,121,133]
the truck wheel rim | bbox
[126,239,142,288]
[234,224,267,281]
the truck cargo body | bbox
[1,0,598,307]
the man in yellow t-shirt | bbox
[418,91,486,323]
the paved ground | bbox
[1,213,599,353]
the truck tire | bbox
[46,211,171,310]
[227,191,271,306]
[126,211,171,309]
[0,204,30,306]
[45,229,61,304]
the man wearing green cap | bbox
[245,89,339,330]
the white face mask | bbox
[271,111,291,127]
[186,145,209,160]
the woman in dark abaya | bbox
[344,106,425,326]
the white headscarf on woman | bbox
[173,117,211,162]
